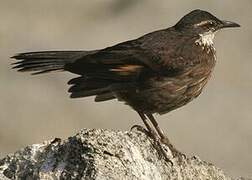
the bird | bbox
[12,9,240,161]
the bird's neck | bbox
[195,32,215,47]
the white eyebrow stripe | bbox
[194,20,212,27]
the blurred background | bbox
[0,0,251,178]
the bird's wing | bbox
[66,30,199,99]
[65,41,157,80]
[66,40,156,99]
[66,29,198,80]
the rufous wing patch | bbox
[110,65,143,75]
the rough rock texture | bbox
[0,129,250,180]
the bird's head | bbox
[175,9,240,33]
[175,9,240,46]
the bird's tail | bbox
[11,51,85,75]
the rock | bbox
[0,129,250,180]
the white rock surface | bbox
[0,129,250,180]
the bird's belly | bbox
[116,74,211,114]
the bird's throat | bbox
[195,32,215,47]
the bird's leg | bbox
[146,114,169,143]
[136,112,159,141]
[136,112,173,163]
[146,114,185,159]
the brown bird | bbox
[12,9,240,160]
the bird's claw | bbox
[153,139,174,165]
[131,125,172,161]
[130,124,158,140]
[130,124,185,165]
[130,124,148,133]
[160,136,186,158]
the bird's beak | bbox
[220,20,241,29]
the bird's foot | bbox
[152,138,174,165]
[160,136,186,163]
[131,124,159,142]
[131,124,180,165]
[132,127,173,164]
[130,125,150,135]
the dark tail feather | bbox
[95,92,115,102]
[68,77,110,98]
[68,76,116,100]
[11,51,84,74]
[70,88,110,98]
